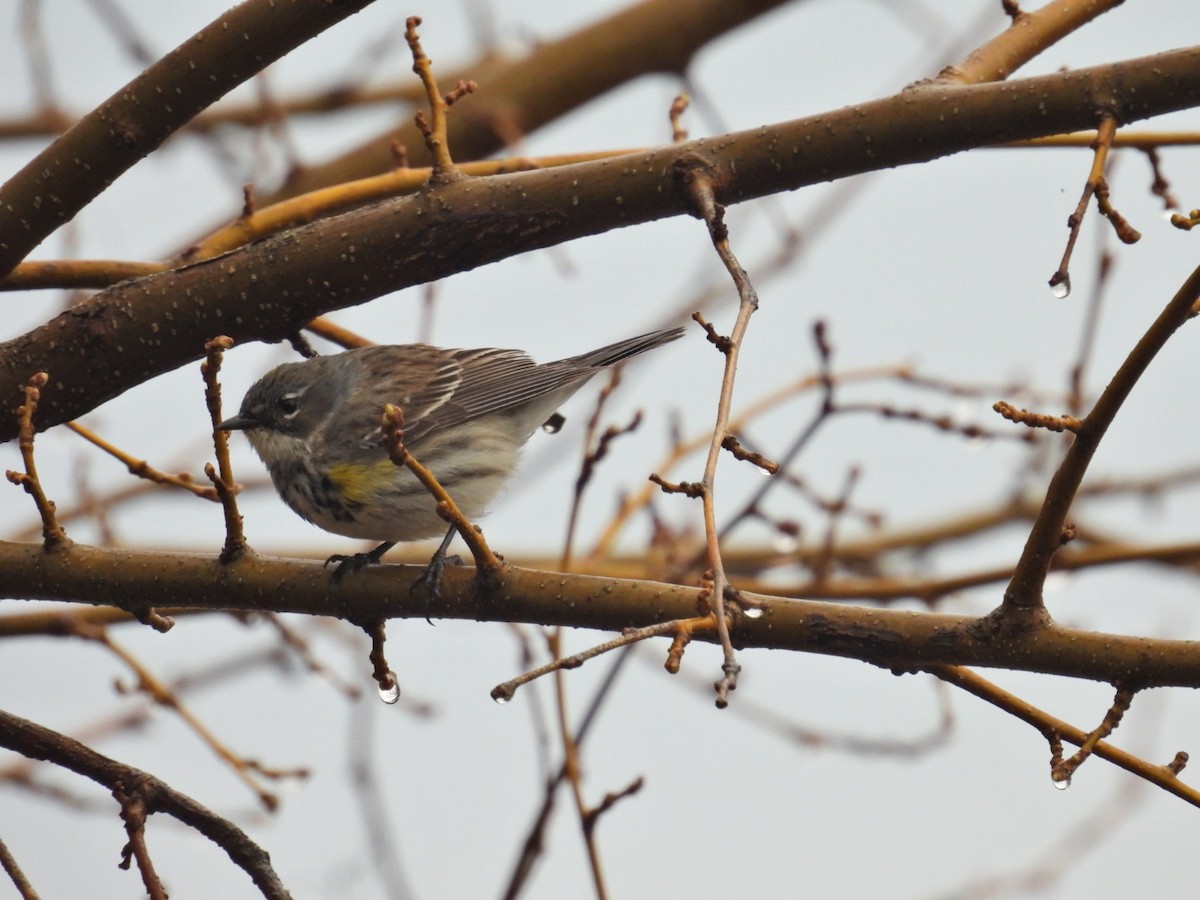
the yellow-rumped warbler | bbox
[218,328,683,585]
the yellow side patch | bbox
[326,459,396,505]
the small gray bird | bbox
[218,327,683,590]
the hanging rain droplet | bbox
[1051,775,1071,791]
[377,673,401,705]
[491,684,515,704]
[1050,275,1071,299]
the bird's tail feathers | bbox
[564,327,684,369]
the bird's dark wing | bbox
[437,329,684,426]
[320,344,544,447]
[316,329,682,449]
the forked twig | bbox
[1050,686,1135,784]
[491,618,713,703]
[65,421,222,500]
[6,372,68,548]
[73,621,305,809]
[201,336,249,562]
[930,666,1197,805]
[661,155,765,706]
[404,16,474,183]
[999,262,1200,619]
[1049,116,1139,298]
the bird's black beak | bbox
[216,413,257,432]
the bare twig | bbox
[0,835,41,900]
[303,317,375,350]
[561,369,643,572]
[114,785,167,899]
[75,622,302,809]
[65,421,223,500]
[720,434,778,473]
[667,159,765,706]
[405,16,471,183]
[1169,208,1200,231]
[1066,249,1115,415]
[929,666,1198,806]
[547,629,609,899]
[1141,146,1181,211]
[176,150,632,265]
[810,465,861,584]
[201,336,249,562]
[380,404,503,575]
[258,614,362,700]
[501,647,639,900]
[491,619,705,703]
[1050,686,1136,785]
[586,362,906,561]
[999,261,1200,619]
[5,372,68,548]
[583,776,643,836]
[669,93,691,143]
[0,259,166,290]
[1048,116,1137,298]
[364,620,400,704]
[992,400,1083,434]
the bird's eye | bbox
[279,393,301,418]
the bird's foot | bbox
[411,551,462,624]
[325,541,395,583]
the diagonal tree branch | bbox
[0,708,293,900]
[999,262,1200,619]
[0,0,377,279]
[3,45,1200,439]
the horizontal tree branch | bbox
[3,541,1199,689]
[3,45,1200,439]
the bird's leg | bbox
[326,540,396,582]
[411,525,461,622]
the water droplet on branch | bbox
[377,673,401,704]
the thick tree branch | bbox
[0,708,292,899]
[3,542,1200,689]
[3,46,1200,439]
[0,0,377,279]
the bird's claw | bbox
[411,553,462,623]
[325,542,394,582]
[324,551,375,582]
